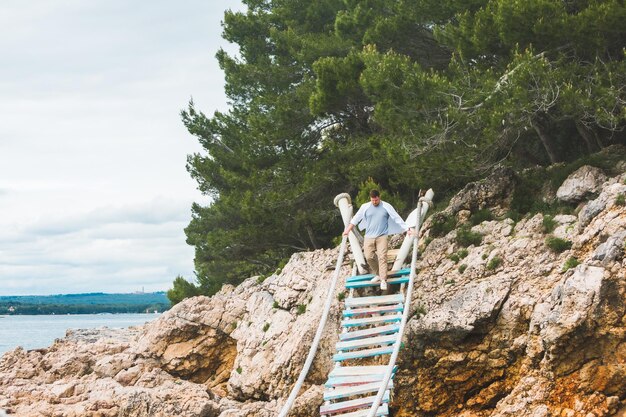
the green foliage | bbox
[458,264,468,274]
[542,215,557,234]
[262,323,270,332]
[272,301,279,309]
[510,166,579,216]
[296,304,307,315]
[167,276,200,305]
[511,149,626,218]
[354,177,407,213]
[177,0,626,297]
[448,253,460,263]
[547,154,624,188]
[486,256,503,270]
[310,51,368,116]
[456,225,483,247]
[0,300,169,315]
[337,292,346,301]
[616,194,625,206]
[430,213,457,238]
[412,304,427,319]
[562,256,580,272]
[545,236,572,253]
[470,209,494,225]
[506,210,522,223]
[457,248,469,259]
[236,367,242,374]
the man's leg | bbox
[375,235,389,289]
[364,237,379,276]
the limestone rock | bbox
[2,168,626,417]
[557,165,608,203]
[593,230,626,265]
[579,196,609,228]
[0,327,219,417]
[533,266,605,372]
[245,251,342,390]
[446,166,516,216]
[409,274,512,342]
[286,384,324,417]
[578,180,626,233]
[394,170,625,416]
[216,397,278,417]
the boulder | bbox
[533,265,605,353]
[446,166,516,216]
[593,230,626,265]
[578,180,626,232]
[409,274,512,343]
[556,165,608,203]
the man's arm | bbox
[343,203,368,235]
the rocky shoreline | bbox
[1,158,625,417]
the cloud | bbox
[0,0,244,295]
[0,199,196,295]
[25,198,190,235]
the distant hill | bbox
[0,292,170,315]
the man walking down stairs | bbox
[342,190,410,291]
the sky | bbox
[0,0,244,295]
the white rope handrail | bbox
[278,234,348,417]
[366,190,433,417]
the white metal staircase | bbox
[278,190,434,417]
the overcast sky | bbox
[0,0,243,295]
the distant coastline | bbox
[0,292,170,315]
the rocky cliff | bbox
[1,155,625,417]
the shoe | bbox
[380,280,388,291]
[370,275,381,283]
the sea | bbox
[0,313,159,356]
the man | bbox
[343,190,409,290]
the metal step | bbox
[325,371,397,388]
[324,381,393,401]
[344,294,404,308]
[341,314,402,328]
[329,365,398,378]
[343,303,403,318]
[345,275,409,289]
[339,324,400,341]
[345,268,410,283]
[333,345,395,362]
[326,403,389,417]
[319,392,390,415]
[336,334,398,351]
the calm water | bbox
[0,314,159,356]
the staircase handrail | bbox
[278,234,349,417]
[366,190,434,417]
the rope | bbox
[278,234,348,417]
